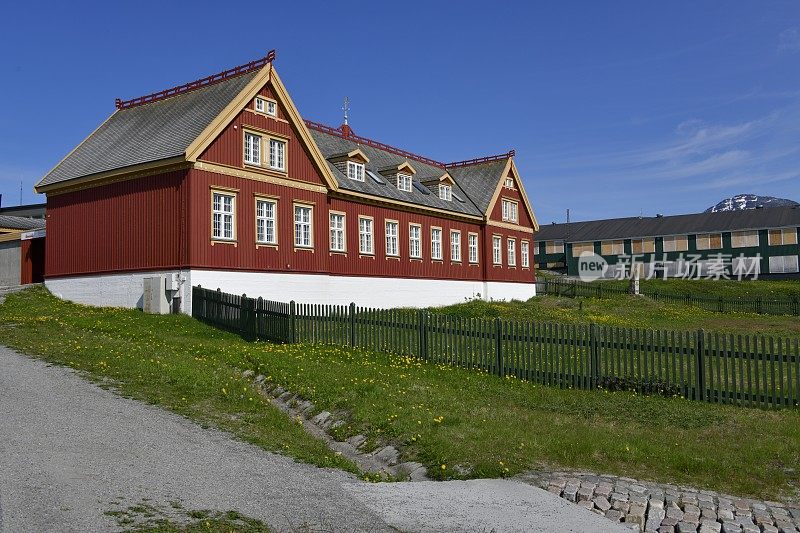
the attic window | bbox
[347,161,365,182]
[439,184,452,201]
[397,173,412,192]
[504,177,514,188]
[254,97,277,117]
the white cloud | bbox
[779,28,800,53]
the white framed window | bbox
[359,217,374,255]
[255,198,276,244]
[347,161,365,182]
[294,204,313,248]
[254,97,276,117]
[521,240,530,268]
[501,199,518,223]
[269,138,286,171]
[662,235,688,252]
[244,133,261,166]
[468,233,479,263]
[507,238,517,266]
[439,184,452,201]
[768,228,798,246]
[212,191,236,241]
[492,235,502,265]
[385,220,399,257]
[409,224,422,258]
[769,255,799,274]
[397,173,412,192]
[329,212,345,252]
[431,227,442,260]
[504,177,514,188]
[450,230,461,262]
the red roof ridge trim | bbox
[445,150,515,168]
[304,120,514,170]
[304,120,446,168]
[115,50,276,110]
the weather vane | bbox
[342,96,350,125]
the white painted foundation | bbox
[46,269,537,314]
[46,270,189,311]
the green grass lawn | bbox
[1,288,798,501]
[434,293,800,337]
[0,287,356,474]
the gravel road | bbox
[0,346,625,533]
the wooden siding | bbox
[186,169,535,283]
[45,170,188,277]
[186,168,328,274]
[489,184,534,228]
[483,227,537,283]
[198,82,326,186]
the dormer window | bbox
[439,184,452,201]
[254,97,277,117]
[379,162,416,190]
[397,173,412,192]
[347,161,365,182]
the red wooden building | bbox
[35,52,539,312]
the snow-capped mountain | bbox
[705,194,799,213]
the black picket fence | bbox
[536,278,800,317]
[192,286,800,409]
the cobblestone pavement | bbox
[520,471,800,533]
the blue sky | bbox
[1,1,799,224]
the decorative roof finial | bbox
[342,96,350,126]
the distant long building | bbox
[536,206,800,278]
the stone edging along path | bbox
[244,370,429,481]
[245,370,799,533]
[520,471,800,533]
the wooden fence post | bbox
[240,294,251,339]
[756,297,763,315]
[349,302,356,347]
[289,300,296,344]
[495,317,504,377]
[215,288,222,326]
[418,310,428,360]
[718,296,724,313]
[590,323,600,388]
[695,329,706,401]
[793,297,799,317]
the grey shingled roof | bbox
[37,72,258,188]
[536,207,800,243]
[310,129,486,217]
[447,159,509,213]
[0,215,46,231]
